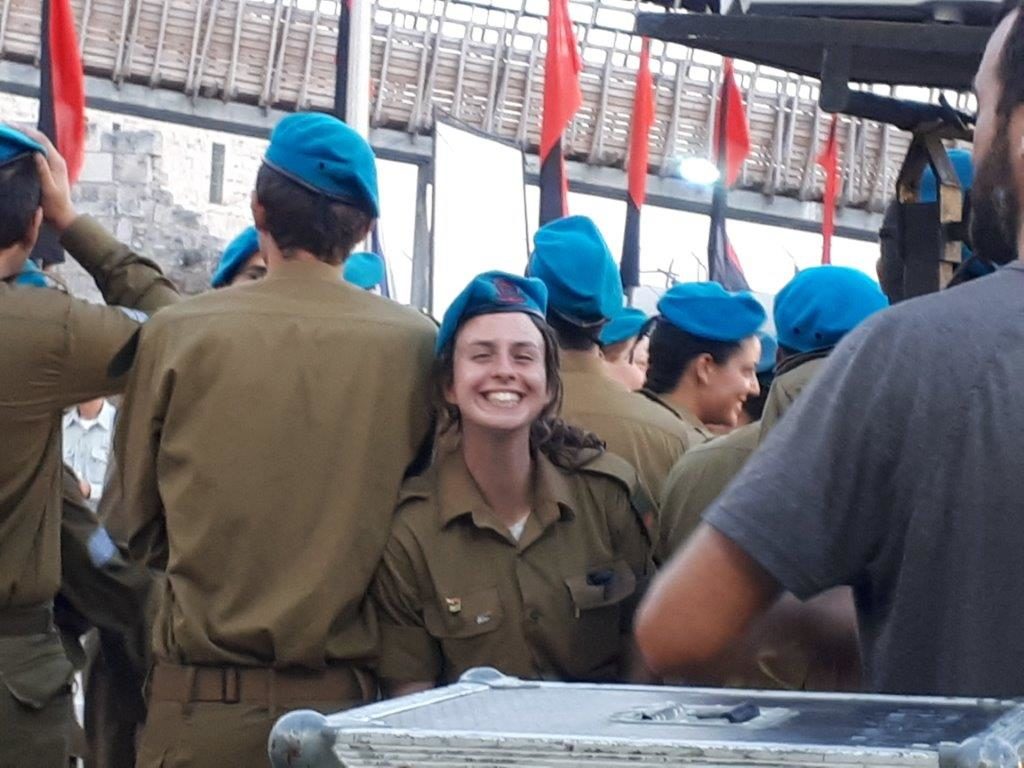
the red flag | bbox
[712,58,750,188]
[627,39,654,210]
[40,0,85,183]
[620,38,655,289]
[538,0,582,224]
[817,114,840,265]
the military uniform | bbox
[107,111,437,768]
[56,463,151,768]
[654,266,888,691]
[560,353,710,509]
[0,200,177,766]
[373,443,653,688]
[658,355,826,560]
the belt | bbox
[149,662,374,707]
[0,603,53,637]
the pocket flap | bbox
[423,587,504,639]
[565,560,637,611]
[0,634,74,710]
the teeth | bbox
[486,391,522,406]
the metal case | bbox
[269,667,1024,767]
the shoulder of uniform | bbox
[395,471,433,509]
[578,450,654,519]
[576,449,638,488]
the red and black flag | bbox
[817,114,840,264]
[36,0,85,264]
[620,38,654,292]
[706,57,750,290]
[538,0,582,226]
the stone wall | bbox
[1,92,266,301]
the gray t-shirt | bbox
[706,263,1024,697]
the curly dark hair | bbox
[433,313,605,468]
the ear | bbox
[251,192,267,231]
[443,379,458,407]
[693,352,716,386]
[21,207,44,250]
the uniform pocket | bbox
[423,587,504,639]
[561,560,637,680]
[0,634,75,710]
[564,559,636,613]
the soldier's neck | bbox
[461,424,533,525]
[0,246,29,281]
[663,384,704,426]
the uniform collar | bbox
[558,349,605,376]
[637,388,712,438]
[436,443,576,536]
[774,347,830,377]
[63,400,115,431]
[264,259,343,283]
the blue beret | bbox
[0,125,44,168]
[756,331,778,374]
[436,271,548,353]
[600,307,650,347]
[343,251,385,290]
[263,112,379,217]
[527,216,623,325]
[919,148,973,202]
[14,260,50,288]
[657,282,766,342]
[774,266,888,354]
[211,227,261,288]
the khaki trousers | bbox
[135,663,374,768]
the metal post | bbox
[411,163,433,312]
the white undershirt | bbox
[508,516,529,541]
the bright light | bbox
[674,157,721,186]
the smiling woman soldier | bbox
[371,271,655,697]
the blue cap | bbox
[656,282,766,342]
[211,227,261,288]
[919,148,973,202]
[600,307,650,347]
[436,271,548,353]
[343,251,385,290]
[527,216,623,325]
[0,125,44,168]
[263,112,379,217]
[774,266,888,354]
[756,331,778,374]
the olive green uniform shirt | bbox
[0,216,178,610]
[106,263,436,669]
[372,445,653,688]
[658,355,827,558]
[559,351,709,511]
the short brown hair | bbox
[255,163,372,266]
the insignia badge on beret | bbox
[493,277,526,305]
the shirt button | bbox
[529,609,541,622]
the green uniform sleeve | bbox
[657,451,730,562]
[60,215,179,313]
[370,533,443,689]
[44,216,180,406]
[105,324,172,571]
